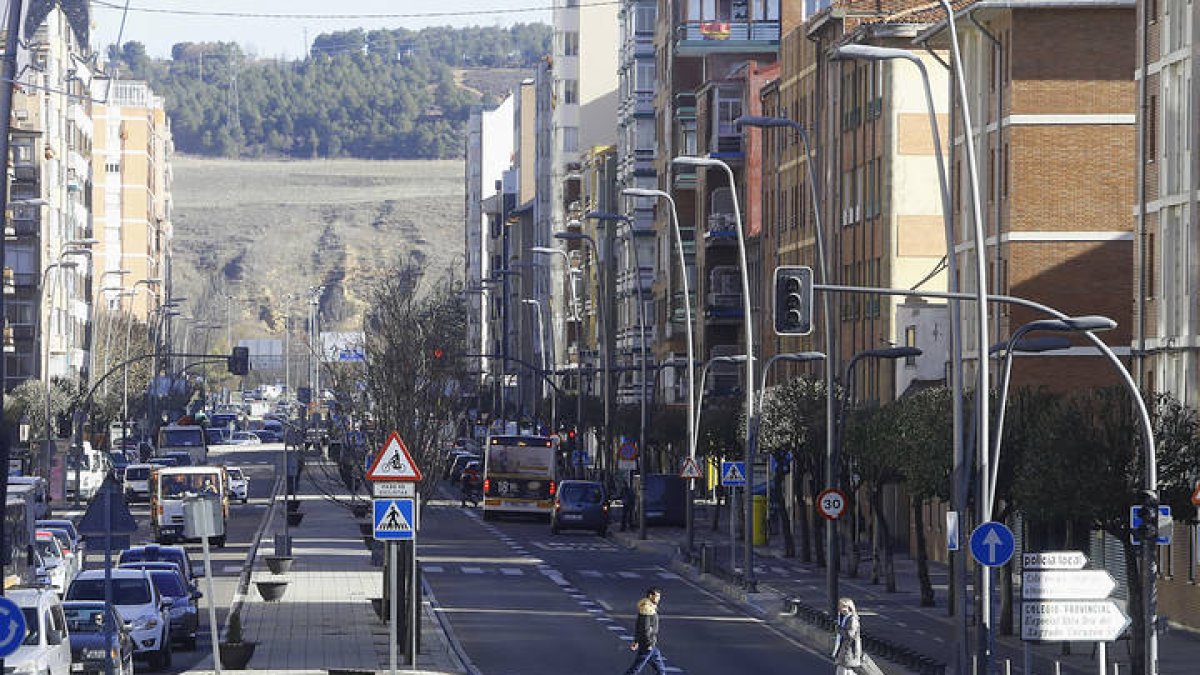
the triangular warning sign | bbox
[679,457,703,480]
[77,478,138,535]
[1191,483,1200,506]
[722,463,746,484]
[366,432,423,481]
[376,503,413,532]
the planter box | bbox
[286,500,302,513]
[255,579,289,602]
[286,512,304,527]
[219,641,256,668]
[264,555,294,575]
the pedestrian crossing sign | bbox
[374,498,416,540]
[720,461,747,486]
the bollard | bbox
[1004,659,1010,675]
[1113,664,1119,675]
[1055,662,1061,675]
[700,543,712,574]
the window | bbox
[1147,95,1157,161]
[562,79,579,105]
[905,325,918,365]
[106,162,120,174]
[561,126,579,153]
[561,32,579,57]
[634,4,656,33]
[635,61,656,92]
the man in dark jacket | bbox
[622,587,666,674]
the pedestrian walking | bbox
[620,478,636,531]
[622,587,666,675]
[831,597,885,675]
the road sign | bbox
[77,479,138,535]
[373,481,416,498]
[679,457,703,480]
[1022,551,1088,571]
[1021,600,1130,642]
[1130,504,1172,545]
[970,522,1016,567]
[0,596,26,657]
[1023,570,1116,600]
[946,512,960,551]
[816,488,847,521]
[366,432,422,481]
[720,461,746,486]
[374,498,416,540]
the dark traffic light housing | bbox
[228,346,250,375]
[774,265,814,336]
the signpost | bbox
[816,488,847,521]
[365,432,422,675]
[1021,551,1130,675]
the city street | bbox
[421,499,833,674]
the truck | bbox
[157,424,209,465]
[150,466,229,546]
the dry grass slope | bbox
[170,157,464,344]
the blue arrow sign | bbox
[970,521,1015,567]
[374,498,416,541]
[0,596,27,657]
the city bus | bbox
[481,434,557,521]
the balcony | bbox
[675,93,697,119]
[12,164,36,183]
[674,169,697,190]
[674,19,780,56]
[712,131,742,157]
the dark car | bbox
[551,480,609,536]
[145,568,200,649]
[108,452,131,480]
[63,601,135,675]
[252,429,282,443]
[162,451,194,467]
[118,545,198,591]
[638,474,687,527]
[204,427,228,446]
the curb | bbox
[224,469,286,636]
[421,575,478,675]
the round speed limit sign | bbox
[817,488,848,521]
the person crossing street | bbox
[622,587,666,675]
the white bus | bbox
[481,435,557,521]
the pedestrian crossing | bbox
[423,563,682,581]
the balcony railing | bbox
[675,19,781,50]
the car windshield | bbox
[68,578,152,605]
[150,571,187,597]
[563,484,603,504]
[64,607,109,633]
[162,429,203,446]
[35,539,60,559]
[21,608,38,645]
[47,531,71,552]
[227,469,244,481]
[160,474,219,497]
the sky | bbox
[88,0,554,61]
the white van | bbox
[65,442,108,501]
[157,424,209,465]
[8,476,50,519]
[151,466,228,546]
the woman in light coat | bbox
[832,597,884,675]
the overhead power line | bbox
[91,0,617,20]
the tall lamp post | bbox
[553,230,610,474]
[673,155,756,587]
[521,298,555,430]
[620,187,699,551]
[531,245,581,455]
[123,278,162,447]
[829,44,972,650]
[835,346,922,605]
[693,354,748,575]
[38,257,80,486]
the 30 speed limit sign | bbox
[817,488,848,521]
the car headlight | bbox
[133,613,160,630]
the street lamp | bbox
[521,298,555,430]
[834,346,922,610]
[554,230,610,473]
[38,251,87,487]
[532,245,584,464]
[621,186,700,551]
[830,42,976,648]
[123,279,163,449]
[530,246,580,322]
[673,154,757,588]
[693,354,749,576]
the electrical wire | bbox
[90,0,614,20]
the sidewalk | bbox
[191,455,470,675]
[609,502,1200,675]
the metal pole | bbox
[390,542,398,675]
[41,262,64,488]
[619,221,650,541]
[409,540,418,666]
[201,533,221,675]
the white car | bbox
[228,431,262,445]
[226,466,249,503]
[35,531,70,594]
[7,586,73,675]
[124,463,154,501]
[66,569,173,670]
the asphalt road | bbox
[77,443,282,674]
[421,495,834,675]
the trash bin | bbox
[752,495,768,545]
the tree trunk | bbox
[774,463,795,557]
[797,470,813,563]
[869,485,896,592]
[912,497,935,607]
[870,491,881,585]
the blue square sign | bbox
[374,498,415,540]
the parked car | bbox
[8,586,73,675]
[118,544,199,591]
[38,528,81,584]
[446,452,480,483]
[252,429,282,443]
[228,431,262,445]
[638,474,687,527]
[143,567,200,649]
[63,600,136,675]
[551,480,609,536]
[35,530,71,593]
[123,464,154,501]
[226,466,249,503]
[204,427,228,446]
[36,519,83,556]
[66,569,173,670]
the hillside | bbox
[169,156,464,350]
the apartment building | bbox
[4,6,95,389]
[90,79,174,325]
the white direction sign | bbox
[373,481,416,498]
[1021,601,1130,642]
[1023,570,1116,600]
[1022,551,1087,570]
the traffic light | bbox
[774,265,814,335]
[227,346,250,376]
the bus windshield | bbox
[484,437,554,477]
[161,428,204,447]
[160,473,221,498]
